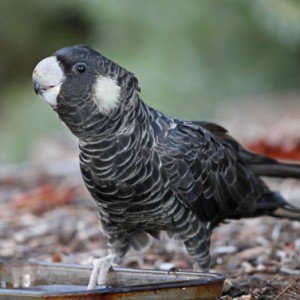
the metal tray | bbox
[0,261,225,299]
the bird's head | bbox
[32,45,140,138]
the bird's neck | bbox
[57,92,150,143]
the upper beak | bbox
[32,56,65,95]
[32,56,65,106]
[33,80,41,95]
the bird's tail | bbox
[254,192,300,221]
[247,154,300,221]
[250,161,300,179]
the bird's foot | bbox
[87,254,117,290]
[167,266,179,274]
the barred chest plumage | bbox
[78,116,174,231]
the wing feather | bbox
[156,120,263,223]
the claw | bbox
[167,266,179,274]
[87,254,117,290]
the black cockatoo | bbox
[32,45,300,289]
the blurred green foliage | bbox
[1,0,300,162]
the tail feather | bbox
[246,155,300,221]
[256,192,300,221]
[250,162,300,178]
[271,213,300,221]
[233,140,300,178]
[281,201,300,214]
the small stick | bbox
[273,284,291,300]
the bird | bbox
[32,45,300,289]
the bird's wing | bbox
[199,122,300,178]
[197,121,277,165]
[156,119,265,223]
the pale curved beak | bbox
[32,56,65,106]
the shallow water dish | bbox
[0,261,224,299]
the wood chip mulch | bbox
[0,160,299,299]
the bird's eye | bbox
[76,64,86,73]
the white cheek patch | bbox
[92,76,121,114]
[40,84,62,106]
